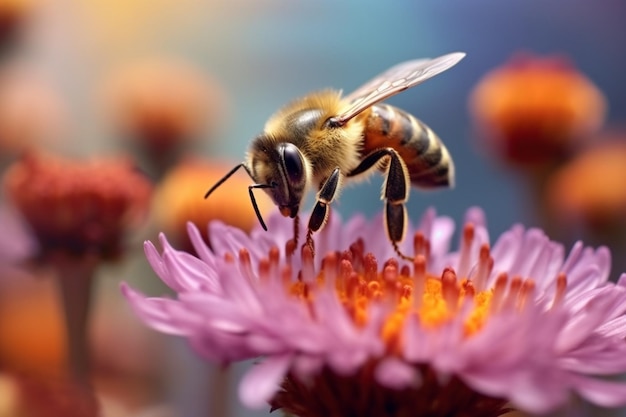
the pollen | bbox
[234,224,568,351]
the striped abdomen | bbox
[361,103,455,188]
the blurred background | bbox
[1,0,626,416]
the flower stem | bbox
[209,366,231,417]
[51,253,98,386]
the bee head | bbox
[248,139,308,220]
[275,142,307,218]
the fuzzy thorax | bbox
[261,89,366,186]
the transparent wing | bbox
[335,52,466,125]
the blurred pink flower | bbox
[123,209,626,416]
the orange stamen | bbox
[552,272,568,309]
[458,223,475,278]
[242,231,541,350]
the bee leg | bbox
[347,148,412,261]
[306,167,341,256]
[292,214,300,248]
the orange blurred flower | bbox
[0,372,99,417]
[101,59,226,154]
[18,376,99,417]
[0,267,168,413]
[153,158,272,251]
[0,66,67,154]
[469,53,606,168]
[3,152,152,260]
[0,271,65,378]
[545,139,626,230]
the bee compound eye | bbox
[280,143,305,186]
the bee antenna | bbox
[204,163,247,199]
[248,183,275,231]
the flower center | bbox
[235,222,568,349]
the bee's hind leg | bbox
[347,148,413,261]
[306,167,341,257]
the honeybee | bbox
[205,52,465,259]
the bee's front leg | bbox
[347,148,412,261]
[306,167,341,256]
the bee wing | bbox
[335,52,466,125]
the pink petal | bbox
[464,206,489,247]
[162,247,218,292]
[121,283,198,336]
[429,215,455,259]
[508,371,569,414]
[238,354,292,409]
[186,222,218,268]
[571,374,626,408]
[208,222,253,258]
[556,295,619,353]
[598,315,626,338]
[375,357,420,389]
[560,350,626,375]
[292,355,324,380]
[189,332,255,362]
[417,206,436,238]
[490,225,525,275]
[143,240,174,289]
[508,229,548,278]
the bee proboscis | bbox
[205,52,465,260]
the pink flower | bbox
[122,208,626,416]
